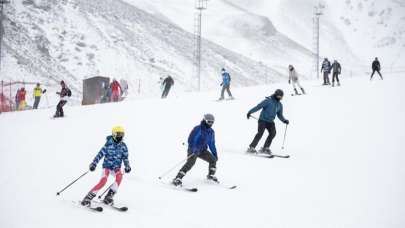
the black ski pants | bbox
[33,96,41,109]
[370,69,383,80]
[161,85,172,98]
[249,120,276,149]
[55,100,67,117]
[177,149,217,178]
[332,72,340,83]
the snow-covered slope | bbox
[1,73,404,228]
[2,0,284,101]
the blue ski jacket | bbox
[92,136,130,171]
[222,72,231,86]
[248,96,287,123]
[188,122,217,158]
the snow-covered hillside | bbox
[125,0,315,74]
[1,73,404,228]
[2,0,284,101]
[227,0,405,70]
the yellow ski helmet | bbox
[112,126,125,141]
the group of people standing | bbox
[102,79,128,103]
[321,58,342,87]
[14,83,47,111]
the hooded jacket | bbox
[248,95,287,123]
[92,136,130,171]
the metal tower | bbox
[312,5,322,79]
[193,0,208,91]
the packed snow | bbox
[1,73,404,228]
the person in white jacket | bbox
[288,65,306,95]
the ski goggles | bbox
[113,132,125,137]
[206,120,214,125]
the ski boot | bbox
[337,82,341,86]
[300,88,306,94]
[207,175,219,183]
[172,177,182,187]
[246,146,257,154]
[81,192,96,206]
[103,189,116,205]
[294,88,299,95]
[332,82,335,87]
[259,147,272,155]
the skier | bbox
[54,80,71,118]
[15,88,20,111]
[120,79,129,97]
[161,75,174,99]
[172,114,218,186]
[246,89,289,154]
[81,126,131,206]
[17,87,27,111]
[370,57,383,80]
[33,83,46,109]
[331,60,342,87]
[110,79,122,102]
[321,58,331,85]
[288,65,305,95]
[219,68,233,100]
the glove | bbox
[42,89,47,93]
[288,80,291,84]
[220,83,223,86]
[89,163,96,171]
[247,112,251,119]
[283,119,290,125]
[124,166,131,173]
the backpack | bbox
[67,88,72,97]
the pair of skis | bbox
[252,153,290,159]
[162,179,237,193]
[76,200,128,212]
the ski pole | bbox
[56,171,89,196]
[249,115,259,120]
[97,172,125,199]
[158,154,194,180]
[281,124,288,150]
[98,182,114,199]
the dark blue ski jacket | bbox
[188,122,217,158]
[248,96,287,123]
[92,136,130,171]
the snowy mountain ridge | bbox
[2,0,287,102]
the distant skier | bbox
[161,75,174,99]
[321,58,331,85]
[81,126,131,206]
[33,83,46,109]
[17,87,27,111]
[370,57,383,80]
[246,89,289,154]
[172,114,218,186]
[288,65,305,95]
[110,79,122,102]
[331,60,342,87]
[54,80,71,118]
[218,68,233,100]
[120,79,129,97]
[15,88,20,111]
